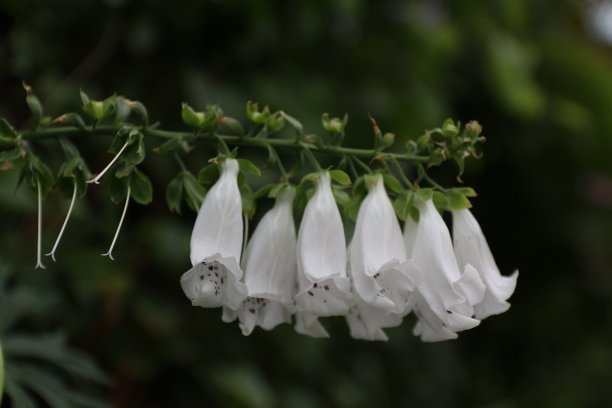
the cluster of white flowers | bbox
[181,158,518,341]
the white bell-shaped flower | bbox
[180,158,247,311]
[345,260,405,341]
[404,199,486,342]
[223,187,297,335]
[452,208,518,319]
[294,171,352,338]
[348,175,415,313]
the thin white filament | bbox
[35,181,46,269]
[101,186,131,261]
[46,179,78,262]
[87,141,130,184]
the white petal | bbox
[225,298,292,336]
[404,200,482,339]
[452,209,518,319]
[295,276,351,316]
[346,293,403,342]
[243,187,297,303]
[294,311,330,338]
[296,172,347,282]
[190,159,243,266]
[180,254,247,310]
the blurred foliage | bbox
[1,0,612,407]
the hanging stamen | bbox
[87,140,130,184]
[102,185,131,260]
[46,178,78,262]
[34,180,46,269]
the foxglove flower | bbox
[180,159,247,310]
[295,171,352,338]
[224,187,297,335]
[452,209,518,319]
[404,199,486,342]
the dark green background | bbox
[1,0,612,406]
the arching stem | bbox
[102,185,131,260]
[46,179,78,262]
[87,140,130,184]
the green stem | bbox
[351,155,372,174]
[391,157,415,190]
[417,163,445,191]
[300,143,322,171]
[20,126,430,164]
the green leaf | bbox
[29,157,54,195]
[198,163,220,187]
[0,118,18,139]
[382,173,403,194]
[446,189,472,210]
[352,176,367,196]
[332,186,351,206]
[238,158,261,176]
[155,137,184,154]
[238,174,255,218]
[281,111,303,135]
[393,191,413,221]
[129,168,153,205]
[22,82,43,129]
[58,137,80,158]
[329,169,351,186]
[183,172,206,211]
[114,161,134,178]
[165,176,184,214]
[123,136,145,165]
[0,147,23,163]
[109,174,128,204]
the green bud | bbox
[381,132,395,148]
[441,118,459,138]
[266,111,286,133]
[322,113,348,133]
[22,81,43,129]
[246,101,270,124]
[464,120,483,139]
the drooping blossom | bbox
[404,199,486,342]
[452,208,518,319]
[294,171,352,338]
[224,186,297,335]
[180,158,247,311]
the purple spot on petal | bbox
[308,291,314,296]
[249,308,255,314]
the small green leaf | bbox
[0,146,23,163]
[129,168,153,205]
[0,118,18,139]
[409,205,420,223]
[198,163,220,187]
[238,159,261,176]
[329,169,351,186]
[22,82,43,129]
[281,111,303,135]
[109,175,128,204]
[382,174,403,194]
[155,137,183,154]
[165,176,183,214]
[446,189,472,210]
[183,172,206,211]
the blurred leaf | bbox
[130,168,153,205]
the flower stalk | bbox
[101,185,131,260]
[35,179,46,269]
[46,178,78,262]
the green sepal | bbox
[198,163,220,187]
[446,189,472,210]
[321,113,348,134]
[382,173,403,194]
[165,175,184,214]
[352,175,367,196]
[393,190,414,221]
[238,172,256,219]
[23,82,43,129]
[415,188,434,202]
[343,194,364,222]
[246,101,270,124]
[441,118,459,138]
[129,168,153,205]
[155,137,184,154]
[238,158,261,176]
[329,169,351,186]
[332,186,351,207]
[432,191,449,211]
[83,94,116,121]
[266,112,286,133]
[455,187,477,197]
[268,182,290,198]
[181,103,206,128]
[409,205,420,223]
[218,116,244,136]
[27,155,54,195]
[183,172,206,211]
